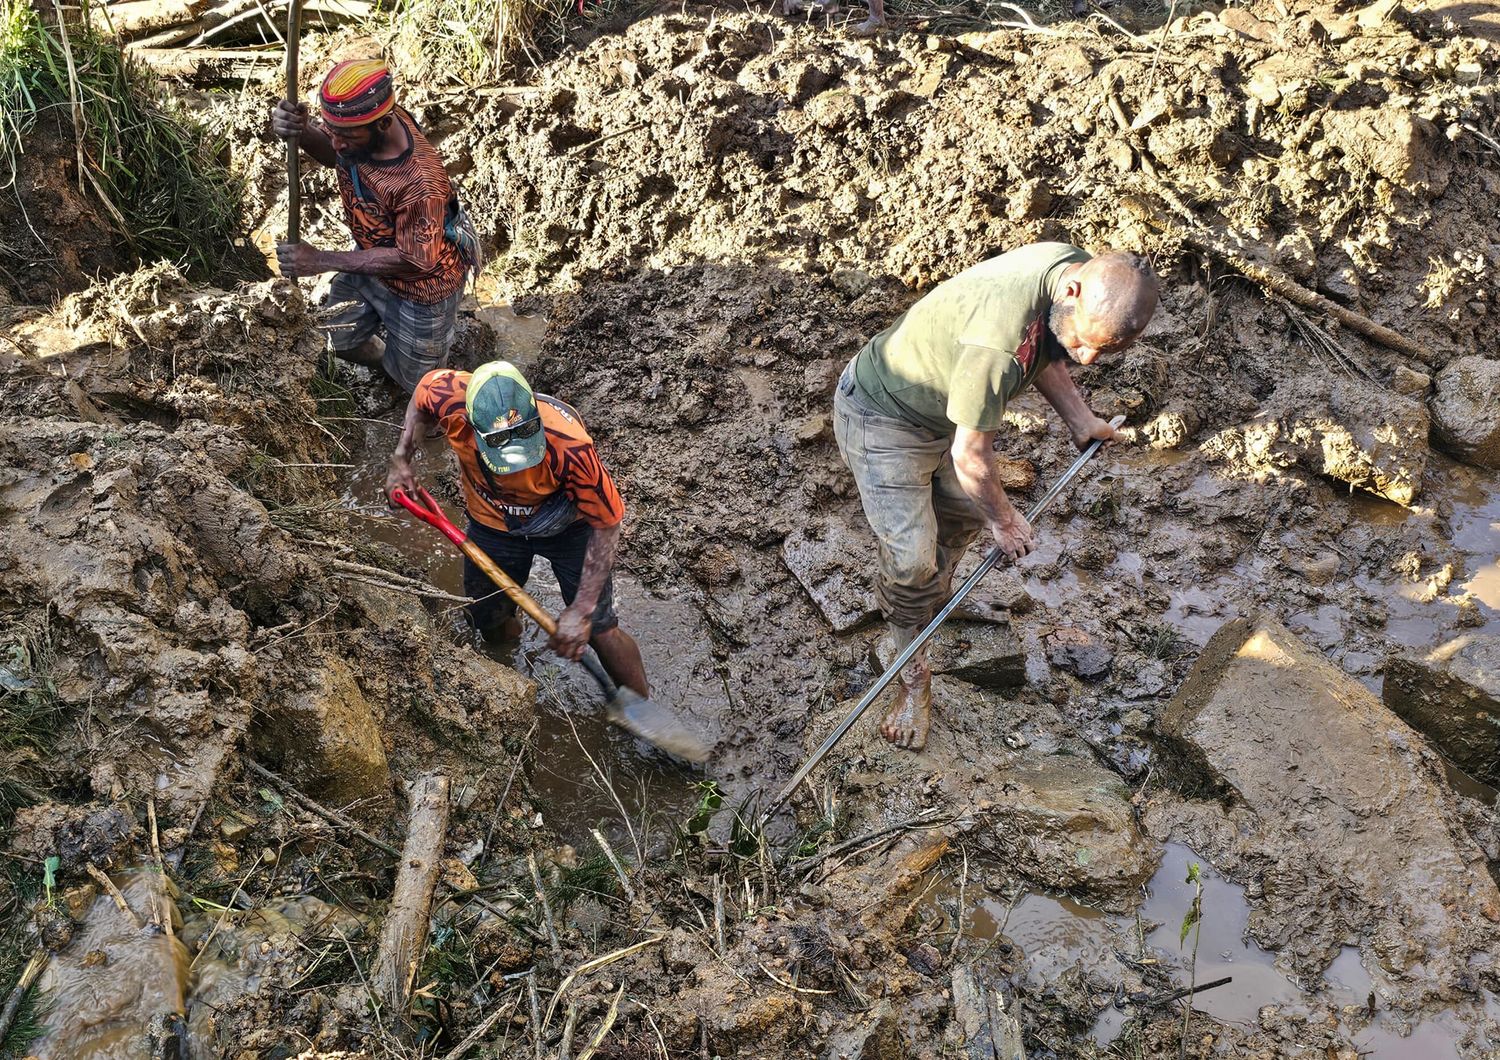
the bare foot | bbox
[851,14,884,34]
[880,676,932,750]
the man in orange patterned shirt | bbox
[386,361,649,697]
[271,59,471,391]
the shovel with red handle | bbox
[390,487,711,764]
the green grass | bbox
[0,0,242,277]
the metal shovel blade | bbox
[605,688,711,764]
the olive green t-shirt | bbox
[851,242,1090,434]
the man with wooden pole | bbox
[271,58,477,391]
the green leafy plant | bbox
[41,856,59,908]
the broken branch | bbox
[372,772,451,1029]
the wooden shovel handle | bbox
[456,538,559,636]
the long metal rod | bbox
[760,417,1125,825]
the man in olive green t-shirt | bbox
[833,242,1159,751]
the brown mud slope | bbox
[0,266,533,906]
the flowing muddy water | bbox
[30,872,354,1058]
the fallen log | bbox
[130,45,280,81]
[90,0,210,40]
[127,0,261,47]
[372,772,451,1029]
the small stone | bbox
[220,817,254,842]
[792,413,831,445]
[803,358,841,397]
[1389,365,1431,397]
[1106,141,1135,173]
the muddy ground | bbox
[2,0,1499,1056]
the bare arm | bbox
[552,522,622,660]
[951,427,1035,560]
[285,245,420,279]
[1033,359,1122,450]
[385,392,437,499]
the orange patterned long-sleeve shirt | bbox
[335,108,466,304]
[413,370,626,532]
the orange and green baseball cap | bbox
[466,361,546,474]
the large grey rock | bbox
[1158,614,1500,1007]
[1383,634,1500,787]
[1429,356,1500,469]
[782,520,880,634]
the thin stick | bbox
[556,701,642,866]
[949,846,968,960]
[1143,975,1232,1009]
[188,860,259,972]
[482,720,537,867]
[794,809,945,878]
[543,935,665,1032]
[558,1003,580,1060]
[574,983,626,1060]
[439,988,520,1060]
[590,827,637,904]
[527,971,544,1060]
[86,863,143,930]
[528,851,563,964]
[712,874,726,956]
[759,963,834,995]
[146,797,174,937]
[0,950,48,1043]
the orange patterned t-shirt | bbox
[414,370,625,532]
[335,108,466,305]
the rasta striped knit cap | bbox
[319,59,396,128]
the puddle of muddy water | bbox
[918,841,1494,1056]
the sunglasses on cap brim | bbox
[472,415,542,448]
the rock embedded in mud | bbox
[1321,107,1452,197]
[974,752,1158,903]
[1383,633,1500,787]
[781,520,881,634]
[1428,355,1500,469]
[1157,613,1500,1004]
[1044,626,1113,680]
[251,653,391,808]
[1202,377,1429,505]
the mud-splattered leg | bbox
[592,625,649,699]
[880,623,932,750]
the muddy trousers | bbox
[832,361,985,630]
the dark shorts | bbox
[324,271,461,392]
[462,518,620,635]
